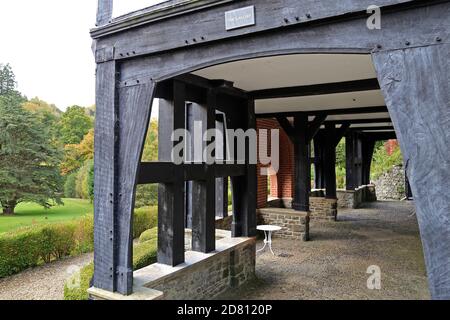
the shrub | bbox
[72,214,94,254]
[64,239,158,300]
[0,206,156,278]
[63,262,94,301]
[38,224,76,262]
[133,206,158,239]
[64,171,78,198]
[134,184,158,208]
[0,216,91,278]
[0,229,41,277]
[139,227,158,243]
[75,160,91,199]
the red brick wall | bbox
[385,139,399,156]
[256,119,294,208]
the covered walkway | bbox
[219,201,429,300]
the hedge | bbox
[0,206,157,278]
[139,227,158,243]
[0,216,93,278]
[64,238,158,300]
[133,206,158,239]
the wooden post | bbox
[324,123,337,199]
[346,132,363,190]
[292,114,310,211]
[96,0,113,26]
[313,133,325,189]
[215,116,229,218]
[191,90,216,253]
[373,43,450,299]
[231,99,257,237]
[157,80,186,266]
[93,61,117,293]
[361,138,375,185]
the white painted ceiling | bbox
[192,53,389,122]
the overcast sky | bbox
[0,0,165,111]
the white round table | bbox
[257,225,282,255]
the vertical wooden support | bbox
[158,80,185,266]
[373,44,450,299]
[313,133,325,189]
[94,61,154,294]
[96,0,113,26]
[231,99,257,237]
[93,61,117,293]
[215,117,229,218]
[346,132,363,190]
[324,123,337,199]
[361,138,375,185]
[292,114,310,211]
[191,90,216,253]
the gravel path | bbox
[219,201,430,300]
[0,253,93,300]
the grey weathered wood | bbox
[96,0,113,26]
[93,61,116,292]
[257,106,388,119]
[292,114,310,211]
[157,81,185,266]
[115,82,154,294]
[231,99,257,237]
[250,79,379,100]
[191,90,216,253]
[324,123,337,199]
[116,2,450,82]
[92,0,430,57]
[373,43,450,299]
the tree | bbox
[0,64,17,96]
[60,129,94,175]
[0,95,63,215]
[58,106,93,145]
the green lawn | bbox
[0,198,93,234]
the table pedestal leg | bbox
[257,231,276,255]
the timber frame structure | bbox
[91,0,450,299]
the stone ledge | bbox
[90,232,255,300]
[88,286,164,300]
[134,233,254,288]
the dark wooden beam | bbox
[276,116,295,138]
[292,114,310,212]
[351,126,395,131]
[157,80,185,267]
[324,123,337,200]
[313,133,326,190]
[334,123,351,147]
[256,106,388,119]
[191,89,216,253]
[137,163,245,184]
[250,79,379,100]
[327,118,392,125]
[308,114,327,142]
[231,99,257,237]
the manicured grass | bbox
[0,199,93,234]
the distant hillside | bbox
[23,97,62,116]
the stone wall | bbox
[267,197,337,220]
[309,197,338,221]
[89,234,256,300]
[337,185,377,209]
[215,215,233,231]
[257,207,310,241]
[373,165,406,200]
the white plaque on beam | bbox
[225,6,255,31]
